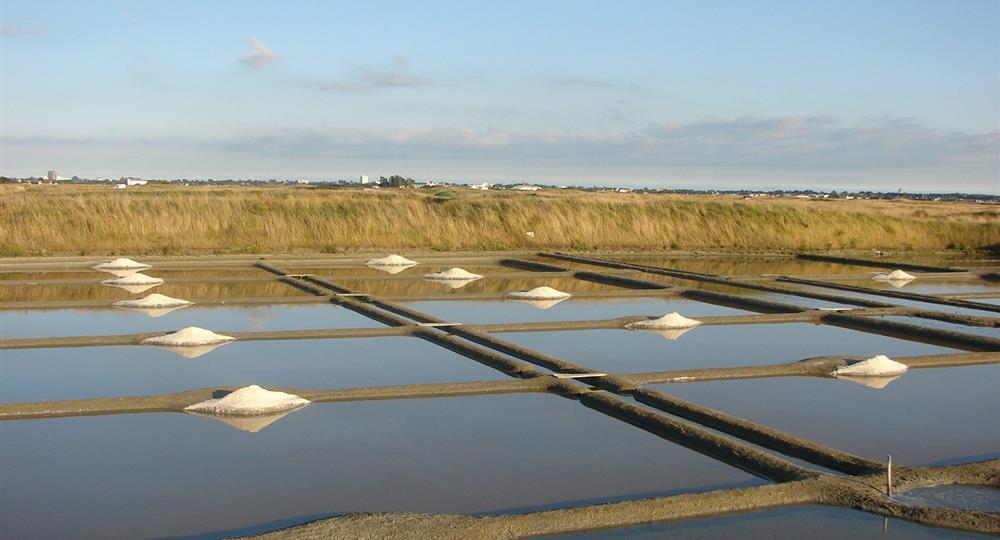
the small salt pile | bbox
[506,286,572,301]
[423,268,483,280]
[367,254,417,267]
[648,327,696,341]
[92,257,151,271]
[114,293,192,309]
[114,294,193,318]
[873,269,916,283]
[187,410,298,433]
[626,312,703,330]
[101,272,164,286]
[159,343,229,359]
[838,375,904,390]
[517,298,568,309]
[142,327,235,347]
[832,355,909,378]
[184,385,310,416]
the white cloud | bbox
[241,37,276,67]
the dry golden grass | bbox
[1,184,997,256]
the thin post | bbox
[886,455,893,496]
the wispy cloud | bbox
[553,77,616,88]
[195,116,997,171]
[6,117,995,182]
[0,25,46,37]
[241,36,276,67]
[309,56,430,92]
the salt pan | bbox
[833,355,909,377]
[114,293,193,309]
[101,272,164,286]
[92,257,151,271]
[423,268,483,280]
[142,327,235,347]
[627,312,703,330]
[158,342,229,359]
[184,385,310,416]
[187,409,298,432]
[506,286,572,301]
[367,254,417,267]
[873,269,916,283]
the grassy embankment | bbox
[1,184,997,256]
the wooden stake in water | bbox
[886,455,893,496]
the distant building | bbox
[123,177,147,186]
[47,170,57,182]
[511,184,541,191]
[360,175,369,185]
[469,182,491,190]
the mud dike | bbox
[1,252,998,538]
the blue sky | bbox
[2,0,998,191]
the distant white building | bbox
[123,177,147,186]
[47,170,57,182]
[511,184,541,191]
[360,175,369,185]
[469,182,491,190]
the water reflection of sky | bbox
[654,364,1000,465]
[0,394,759,540]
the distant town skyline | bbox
[2,0,998,192]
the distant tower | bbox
[360,175,369,185]
[47,170,57,182]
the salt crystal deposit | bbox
[114,293,193,309]
[142,327,235,347]
[184,385,310,416]
[505,286,572,301]
[109,283,162,294]
[99,268,142,278]
[92,257,151,271]
[158,342,229,359]
[368,264,411,274]
[837,374,904,390]
[423,268,483,280]
[627,312,703,330]
[367,254,418,267]
[187,409,298,432]
[513,298,568,309]
[832,355,909,378]
[648,327,697,341]
[873,269,916,283]
[101,272,164,286]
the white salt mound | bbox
[648,327,696,341]
[367,254,417,267]
[187,409,297,432]
[142,327,235,347]
[423,268,483,280]
[368,264,410,275]
[93,257,151,270]
[506,286,572,301]
[114,293,193,309]
[159,342,229,359]
[110,283,161,294]
[627,312,703,330]
[184,385,310,416]
[101,272,164,286]
[833,355,909,377]
[873,269,916,282]
[100,268,142,278]
[837,374,903,390]
[515,298,568,310]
